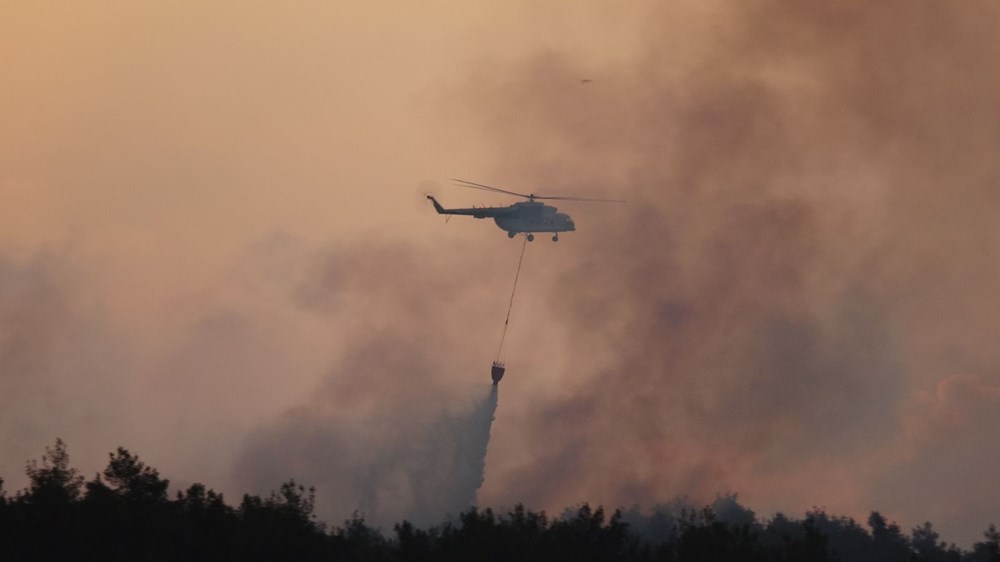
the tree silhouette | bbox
[674,506,767,562]
[22,437,84,505]
[1,438,999,562]
[91,447,170,504]
[970,525,1000,562]
[867,511,913,562]
[912,521,963,562]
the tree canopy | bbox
[0,439,997,562]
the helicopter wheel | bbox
[526,234,535,242]
[507,231,516,239]
[552,234,559,242]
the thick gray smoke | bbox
[460,0,1000,546]
[233,240,505,529]
[236,382,498,528]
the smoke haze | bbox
[237,381,498,528]
[463,1,1000,544]
[1,0,999,546]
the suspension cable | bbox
[495,237,528,362]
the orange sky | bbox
[2,0,999,547]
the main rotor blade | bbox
[533,195,628,203]
[450,178,531,199]
[451,178,627,203]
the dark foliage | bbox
[1,439,998,562]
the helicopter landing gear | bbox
[526,234,535,242]
[507,231,516,239]
[552,234,559,242]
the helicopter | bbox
[426,179,625,241]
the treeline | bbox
[1,440,998,562]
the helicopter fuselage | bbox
[427,196,575,238]
[494,201,575,234]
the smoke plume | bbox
[233,240,505,528]
[461,0,1000,546]
[236,383,499,528]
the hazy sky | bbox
[2,0,999,547]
